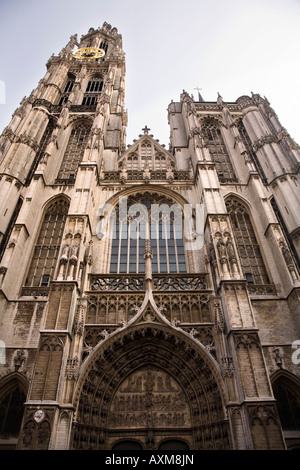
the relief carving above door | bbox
[109,366,191,429]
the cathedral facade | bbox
[0,22,300,451]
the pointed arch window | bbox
[99,41,108,54]
[226,197,269,285]
[57,122,91,182]
[25,198,69,287]
[0,197,23,263]
[58,74,75,106]
[201,120,236,182]
[237,119,267,184]
[82,77,103,106]
[109,196,186,274]
[0,384,26,446]
[25,118,55,186]
[273,376,300,431]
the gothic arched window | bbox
[25,198,69,287]
[99,41,108,54]
[201,120,236,182]
[82,76,103,106]
[226,197,269,285]
[25,118,55,186]
[57,122,91,182]
[109,195,186,274]
[273,376,300,431]
[58,74,75,106]
[237,119,267,184]
[0,384,26,446]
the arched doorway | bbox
[72,324,231,450]
[158,439,190,451]
[112,440,144,451]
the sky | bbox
[0,0,299,147]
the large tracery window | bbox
[226,198,269,285]
[58,74,75,106]
[25,118,55,186]
[237,119,267,184]
[57,122,91,182]
[82,77,103,106]
[109,195,186,274]
[201,120,236,182]
[99,41,108,54]
[25,198,69,287]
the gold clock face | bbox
[72,47,105,60]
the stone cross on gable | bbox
[142,125,150,135]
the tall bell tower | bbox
[0,21,126,251]
[0,22,127,450]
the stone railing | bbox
[21,286,50,298]
[101,170,192,182]
[89,273,209,292]
[152,274,208,291]
[247,284,277,296]
[90,274,145,291]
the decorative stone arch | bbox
[24,195,70,287]
[224,193,271,285]
[198,114,226,129]
[270,369,300,449]
[0,371,29,403]
[66,114,94,129]
[111,439,144,451]
[224,192,253,214]
[40,193,71,213]
[104,183,191,209]
[18,408,52,450]
[97,184,197,274]
[0,372,29,449]
[72,317,231,450]
[84,71,105,81]
[56,119,92,181]
[158,438,190,450]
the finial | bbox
[142,125,150,135]
[194,87,204,102]
[144,239,153,285]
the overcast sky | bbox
[0,0,299,147]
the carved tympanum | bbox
[109,367,191,429]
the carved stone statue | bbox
[226,237,236,260]
[14,349,26,371]
[60,243,70,262]
[281,245,294,267]
[166,165,174,182]
[70,243,79,264]
[217,238,227,259]
[143,163,151,182]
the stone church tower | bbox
[0,22,300,451]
